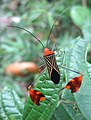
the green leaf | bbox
[0,87,24,120]
[87,62,91,78]
[51,100,74,120]
[51,26,91,120]
[51,38,87,120]
[22,50,65,120]
[70,6,91,28]
[23,76,59,120]
[64,35,91,119]
[51,90,86,120]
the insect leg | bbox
[55,49,65,58]
[52,43,57,51]
[59,65,82,75]
[37,63,46,73]
[28,65,47,87]
[39,56,44,62]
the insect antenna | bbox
[46,7,69,47]
[7,25,45,49]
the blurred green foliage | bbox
[0,0,91,120]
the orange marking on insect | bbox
[64,75,83,93]
[43,48,55,56]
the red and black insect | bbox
[28,85,46,106]
[7,8,81,84]
[8,25,60,84]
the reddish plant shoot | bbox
[28,86,46,106]
[63,74,83,93]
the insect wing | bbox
[44,54,60,84]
